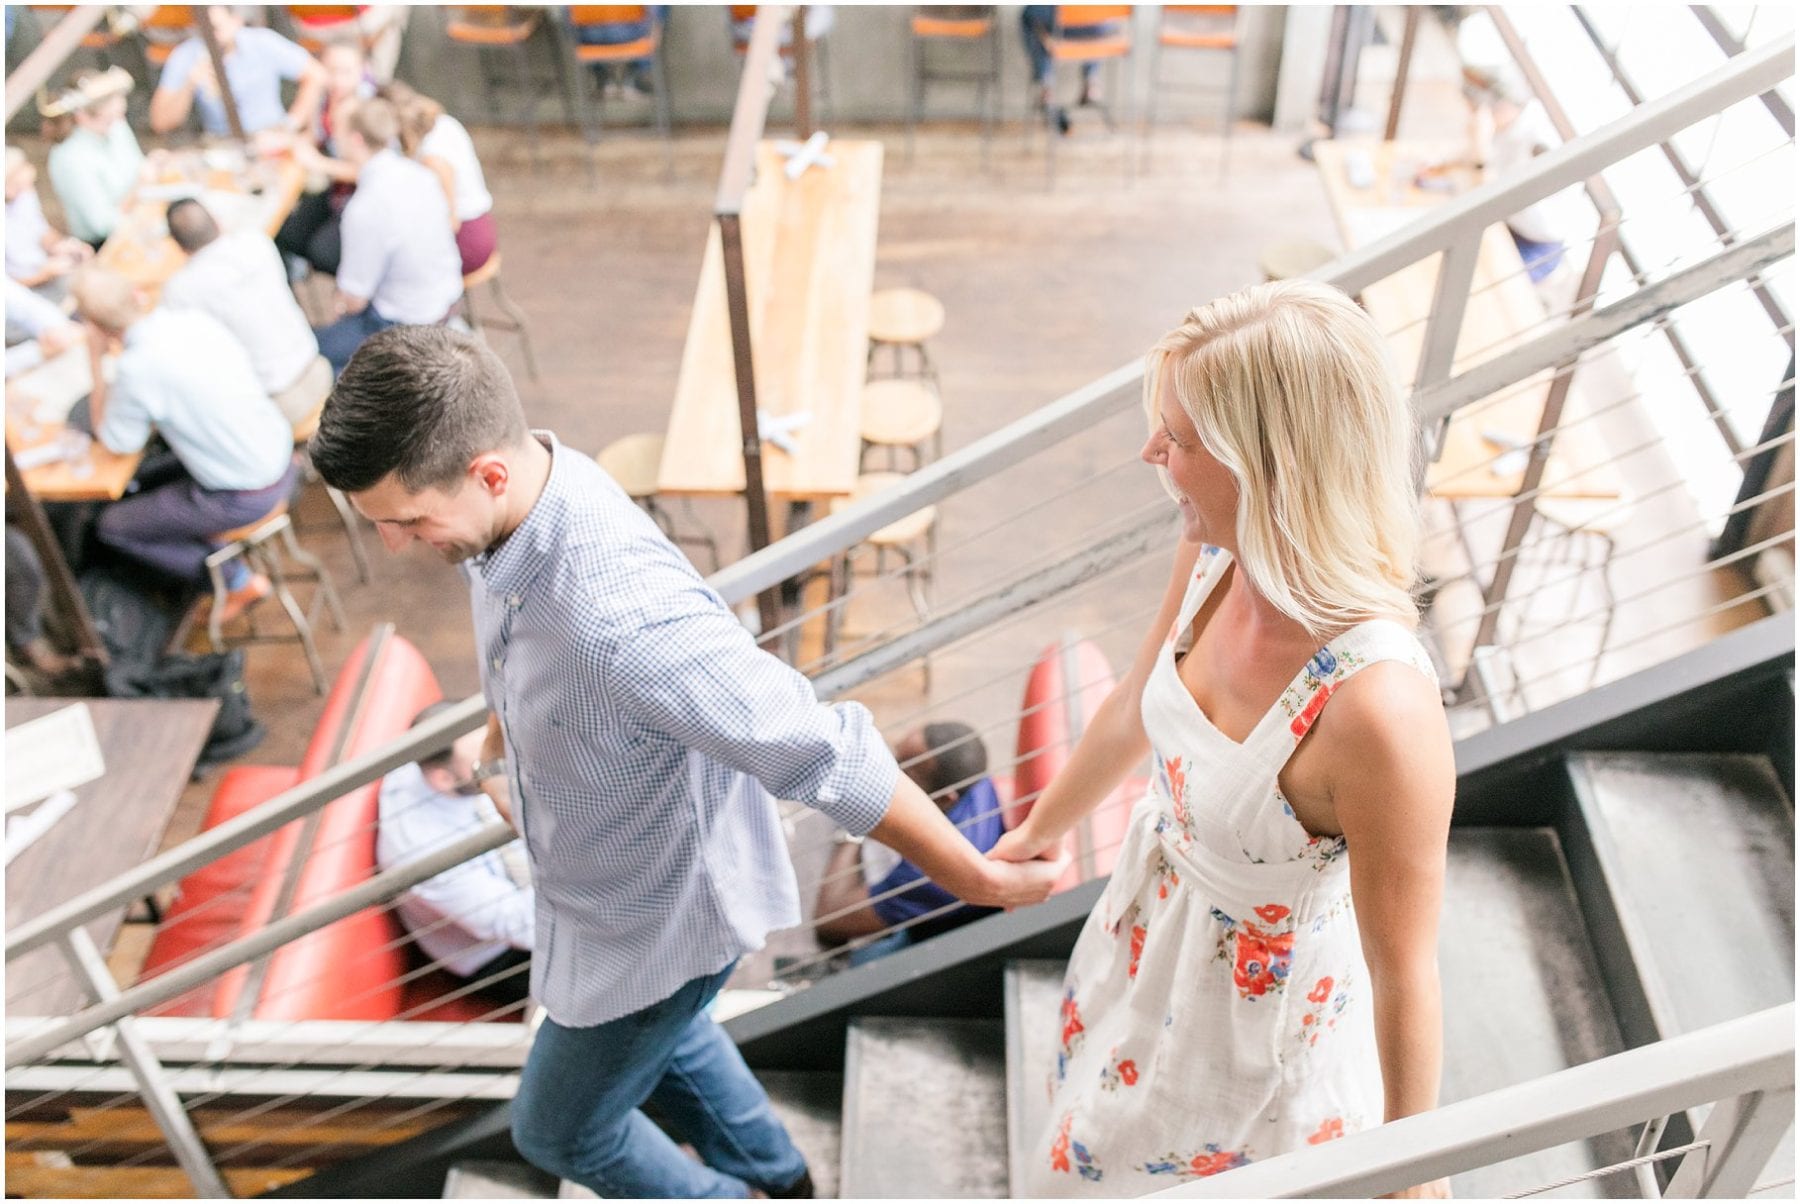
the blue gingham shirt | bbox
[468,433,898,1026]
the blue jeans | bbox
[847,929,914,967]
[314,306,400,375]
[510,962,809,1198]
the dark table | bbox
[5,698,217,1017]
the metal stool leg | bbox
[324,485,371,584]
[652,46,674,180]
[905,30,922,164]
[488,276,540,380]
[277,521,347,634]
[258,541,328,693]
[205,553,235,652]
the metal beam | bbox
[1148,1004,1795,1199]
[1413,223,1794,425]
[1689,5,1795,136]
[6,822,515,1067]
[4,7,107,123]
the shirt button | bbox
[491,656,503,671]
[510,595,523,608]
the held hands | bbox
[1382,1179,1452,1199]
[968,821,1069,909]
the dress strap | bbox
[1248,618,1439,766]
[1170,545,1232,648]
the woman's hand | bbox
[987,822,1062,867]
[1382,1178,1452,1199]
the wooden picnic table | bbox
[659,139,884,503]
[5,697,218,1017]
[1313,139,1620,504]
[5,339,141,503]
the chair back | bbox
[1055,5,1131,32]
[143,5,194,31]
[911,5,995,39]
[288,4,361,22]
[570,5,649,26]
[728,5,758,21]
[1164,4,1236,14]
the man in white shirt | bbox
[162,198,332,426]
[313,97,463,373]
[70,266,296,620]
[377,702,534,1010]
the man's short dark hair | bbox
[165,197,219,254]
[411,701,460,775]
[310,326,528,493]
[916,721,988,801]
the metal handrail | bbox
[1145,1003,1796,1199]
[3,24,1789,998]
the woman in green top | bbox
[43,68,145,248]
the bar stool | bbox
[905,5,1000,169]
[291,386,372,584]
[867,287,945,383]
[205,501,347,694]
[860,379,944,473]
[565,6,674,183]
[444,6,569,174]
[595,434,720,571]
[461,253,539,381]
[1258,238,1335,283]
[828,472,938,684]
[1142,5,1241,177]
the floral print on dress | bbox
[1296,972,1354,1048]
[1158,754,1197,845]
[1141,1144,1253,1179]
[1056,987,1087,1084]
[1308,1116,1346,1145]
[1211,904,1296,1000]
[1279,644,1368,741]
[1050,1112,1104,1181]
[1098,1047,1140,1091]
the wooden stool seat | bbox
[868,288,946,346]
[859,380,943,449]
[213,501,290,546]
[912,12,994,39]
[446,8,539,45]
[1258,238,1336,282]
[462,251,504,292]
[595,433,664,500]
[833,472,937,546]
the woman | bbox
[275,41,371,275]
[385,82,496,276]
[995,280,1455,1197]
[43,68,144,248]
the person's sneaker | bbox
[214,573,271,625]
[765,1168,814,1199]
[1055,107,1073,136]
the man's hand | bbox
[36,323,79,359]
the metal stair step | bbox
[442,1160,557,1199]
[1439,827,1637,1198]
[840,1016,1008,1198]
[1003,959,1067,1199]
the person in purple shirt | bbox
[815,721,1006,965]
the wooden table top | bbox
[659,139,885,500]
[1315,139,1620,503]
[97,148,308,296]
[5,341,142,503]
[5,697,217,1017]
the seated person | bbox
[312,98,463,373]
[162,198,330,426]
[5,146,92,298]
[814,721,1004,965]
[377,702,534,1010]
[70,266,296,619]
[286,5,409,85]
[1020,5,1121,134]
[149,6,326,138]
[42,68,146,249]
[5,276,80,378]
[564,5,669,97]
[275,41,375,277]
[385,82,498,276]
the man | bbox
[378,702,534,1010]
[70,266,295,619]
[814,722,1005,965]
[312,98,463,374]
[308,326,1066,1199]
[162,198,331,426]
[148,6,327,138]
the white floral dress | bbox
[1025,546,1438,1196]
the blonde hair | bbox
[345,96,399,151]
[70,265,142,335]
[1147,279,1421,636]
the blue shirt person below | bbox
[815,721,1006,966]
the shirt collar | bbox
[473,429,567,601]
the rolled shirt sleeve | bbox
[607,569,898,836]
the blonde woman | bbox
[42,68,144,248]
[995,280,1455,1198]
[384,82,496,276]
